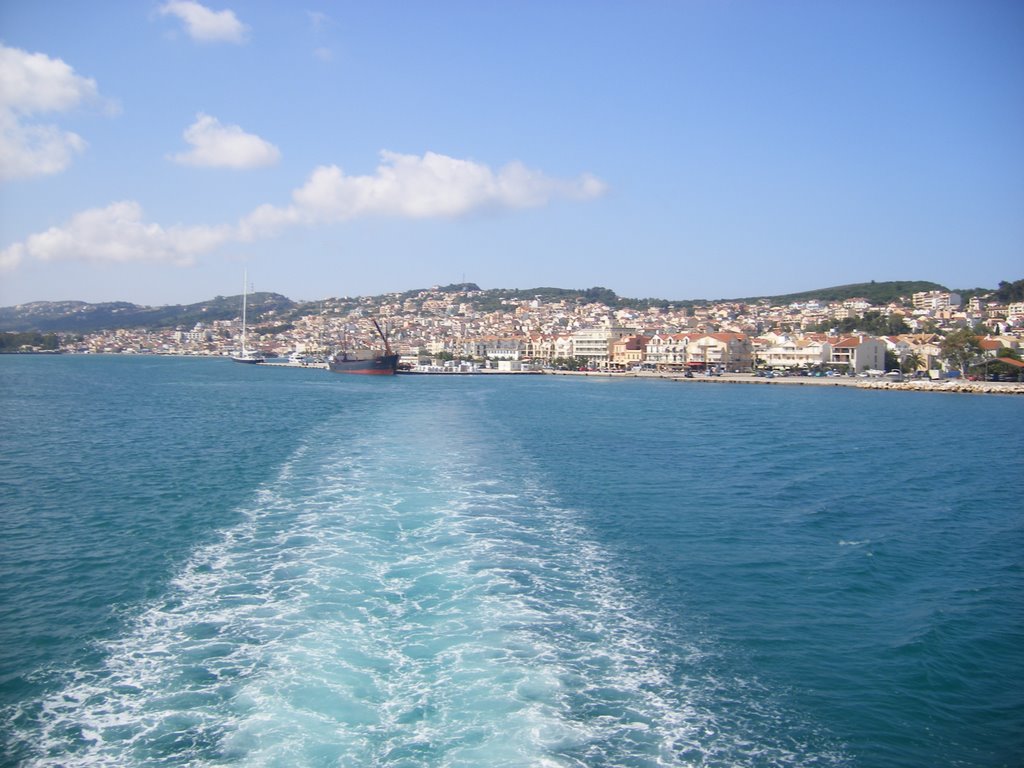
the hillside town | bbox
[51,286,1024,380]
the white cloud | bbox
[0,201,230,271]
[0,44,99,112]
[0,239,24,271]
[171,113,280,169]
[159,1,249,44]
[0,44,100,180]
[266,150,608,225]
[0,112,87,180]
[1,151,606,271]
[235,202,302,242]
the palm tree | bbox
[901,350,924,374]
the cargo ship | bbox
[328,319,398,376]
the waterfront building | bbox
[609,334,651,370]
[644,332,691,370]
[760,337,833,370]
[522,333,551,362]
[481,336,523,360]
[570,325,635,367]
[553,334,574,360]
[686,332,754,371]
[461,336,525,360]
[828,335,886,372]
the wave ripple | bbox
[10,397,841,767]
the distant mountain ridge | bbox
[0,280,1002,333]
[0,293,297,333]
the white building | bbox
[760,336,833,369]
[553,335,574,360]
[570,325,634,366]
[912,291,962,311]
[482,337,523,360]
[644,332,691,369]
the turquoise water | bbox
[1,356,1022,767]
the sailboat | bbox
[231,271,264,364]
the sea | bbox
[0,355,1022,768]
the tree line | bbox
[0,332,61,351]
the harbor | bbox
[248,357,1024,393]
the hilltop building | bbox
[913,291,962,311]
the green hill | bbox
[0,293,297,333]
[456,280,954,311]
[722,280,948,306]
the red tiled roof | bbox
[709,332,747,342]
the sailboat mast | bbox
[241,270,248,353]
[231,270,264,364]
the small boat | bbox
[329,319,398,376]
[231,270,264,364]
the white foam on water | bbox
[11,398,846,767]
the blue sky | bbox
[1,1,1021,306]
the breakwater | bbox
[548,370,1024,395]
[854,379,1024,395]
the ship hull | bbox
[328,353,399,375]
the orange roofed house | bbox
[610,334,652,370]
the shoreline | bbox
[546,370,1024,395]
[9,353,1021,395]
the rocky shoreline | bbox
[851,379,1024,395]
[550,370,1024,395]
